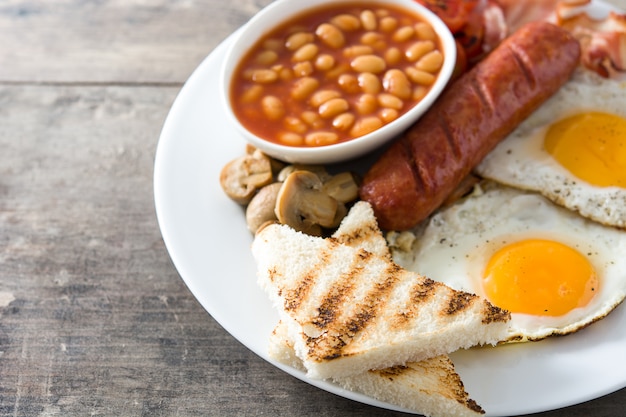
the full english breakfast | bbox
[217,0,626,415]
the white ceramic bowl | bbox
[220,0,456,165]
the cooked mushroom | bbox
[277,164,332,182]
[246,182,282,234]
[246,144,287,176]
[322,172,359,204]
[328,202,348,229]
[219,150,273,205]
[275,171,338,236]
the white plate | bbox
[154,9,626,417]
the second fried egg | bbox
[475,68,626,228]
[391,183,626,342]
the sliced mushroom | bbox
[246,182,282,234]
[328,202,348,229]
[245,145,286,176]
[277,164,332,183]
[322,172,360,204]
[219,150,273,205]
[275,171,338,236]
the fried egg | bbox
[391,183,626,342]
[475,68,626,228]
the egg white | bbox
[391,183,626,342]
[475,68,626,229]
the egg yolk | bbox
[482,239,598,316]
[544,112,626,188]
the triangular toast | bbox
[269,320,484,417]
[253,202,511,380]
[265,202,486,416]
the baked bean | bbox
[413,85,429,101]
[416,50,444,73]
[261,95,285,120]
[284,116,308,134]
[405,67,436,85]
[310,90,341,107]
[350,116,383,137]
[358,72,382,94]
[325,62,351,80]
[379,108,399,123]
[360,10,377,31]
[241,84,263,103]
[383,69,412,100]
[393,26,415,43]
[319,97,349,119]
[355,93,378,115]
[337,73,360,94]
[379,16,398,33]
[293,43,319,62]
[375,8,390,17]
[332,112,356,131]
[291,77,319,100]
[343,45,374,58]
[405,40,435,62]
[290,24,309,34]
[286,32,314,51]
[230,3,444,147]
[276,66,293,81]
[314,54,335,71]
[279,132,305,146]
[384,47,402,65]
[316,23,345,49]
[293,61,314,77]
[351,55,386,73]
[361,31,384,46]
[250,68,278,83]
[377,93,404,110]
[301,111,324,128]
[256,50,278,66]
[330,14,361,32]
[263,38,282,51]
[305,131,339,146]
[414,22,437,41]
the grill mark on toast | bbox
[444,291,479,317]
[424,356,485,414]
[481,300,511,324]
[307,261,403,361]
[334,223,388,258]
[369,357,486,414]
[393,277,438,326]
[311,249,366,329]
[283,243,333,312]
[371,365,410,381]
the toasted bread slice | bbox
[266,202,485,416]
[253,204,511,380]
[269,321,484,417]
[329,200,391,260]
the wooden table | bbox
[1,1,624,415]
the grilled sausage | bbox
[359,21,581,231]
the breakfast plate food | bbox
[154,1,626,415]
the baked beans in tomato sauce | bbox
[230,3,444,147]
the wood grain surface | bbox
[1,1,624,416]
